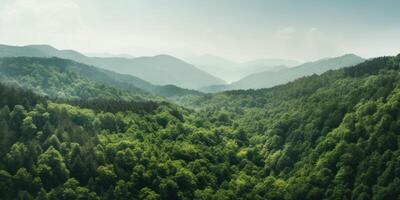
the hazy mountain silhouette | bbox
[200,54,365,92]
[186,54,300,82]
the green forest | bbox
[0,54,400,200]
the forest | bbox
[0,54,400,200]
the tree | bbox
[174,168,197,191]
[10,105,26,136]
[114,180,133,200]
[36,146,69,189]
[21,116,37,140]
[193,187,214,200]
[0,170,14,199]
[139,187,160,200]
[159,179,179,200]
[14,168,34,194]
[98,113,117,132]
[45,134,61,150]
[5,142,28,173]
[0,118,14,156]
[95,165,116,193]
[60,178,99,200]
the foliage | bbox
[0,55,400,199]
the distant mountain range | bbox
[200,54,365,92]
[186,54,300,82]
[0,44,366,94]
[0,44,225,89]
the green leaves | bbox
[0,55,400,199]
[37,146,69,189]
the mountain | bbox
[0,57,201,100]
[186,54,300,82]
[0,45,203,97]
[109,54,226,89]
[0,54,399,199]
[0,57,154,101]
[102,70,202,98]
[182,54,400,199]
[0,44,225,89]
[201,54,365,92]
[232,54,365,89]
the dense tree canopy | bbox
[0,55,399,199]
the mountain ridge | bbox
[0,56,202,99]
[0,53,399,199]
[200,54,365,92]
[186,54,301,82]
[0,44,225,89]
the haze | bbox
[0,0,399,62]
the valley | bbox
[1,1,399,199]
[0,51,399,199]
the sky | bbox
[0,0,399,62]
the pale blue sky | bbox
[0,0,399,61]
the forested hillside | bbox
[0,55,400,200]
[0,44,225,89]
[0,57,154,101]
[0,57,201,100]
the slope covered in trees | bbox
[0,57,153,101]
[0,44,225,89]
[0,55,399,199]
[0,57,202,100]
